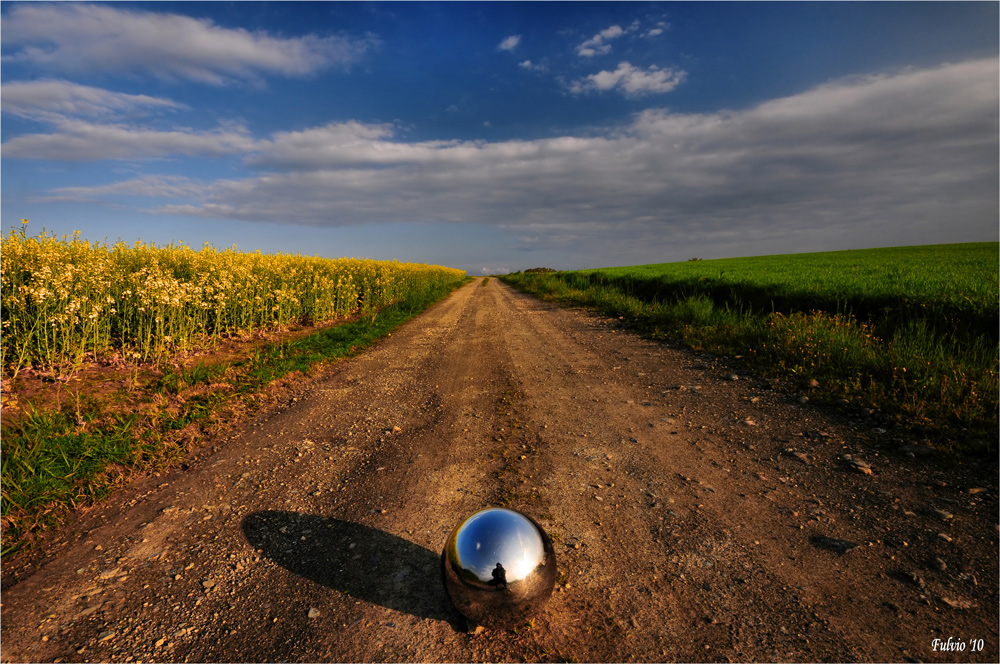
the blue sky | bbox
[2,1,997,274]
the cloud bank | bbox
[0,78,255,161]
[14,59,1000,258]
[3,119,257,161]
[1,80,185,120]
[1,3,374,84]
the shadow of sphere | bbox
[242,511,462,628]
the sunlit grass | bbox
[503,244,998,446]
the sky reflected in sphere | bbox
[453,508,545,583]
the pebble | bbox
[839,455,873,475]
[308,607,321,619]
[76,604,102,619]
[202,579,215,589]
[930,557,947,571]
[936,533,953,542]
[97,631,115,643]
[725,374,739,381]
[939,596,977,610]
[925,508,953,521]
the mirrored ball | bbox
[441,507,556,628]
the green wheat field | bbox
[503,243,999,445]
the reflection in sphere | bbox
[441,507,556,628]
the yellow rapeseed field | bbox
[1,220,465,377]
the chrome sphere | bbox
[441,507,556,628]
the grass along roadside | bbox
[502,245,998,451]
[0,278,469,558]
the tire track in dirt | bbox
[1,278,996,663]
[494,289,848,659]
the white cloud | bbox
[571,62,686,97]
[498,35,521,51]
[0,3,374,84]
[1,80,184,120]
[576,24,625,57]
[518,60,547,73]
[2,118,257,161]
[30,59,1000,259]
[0,80,254,161]
[249,121,403,169]
[644,21,669,39]
[39,175,209,202]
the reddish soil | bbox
[1,278,997,662]
[0,316,354,432]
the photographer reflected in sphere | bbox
[489,562,509,590]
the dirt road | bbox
[2,278,997,663]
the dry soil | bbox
[1,278,997,663]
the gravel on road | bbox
[1,278,997,663]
